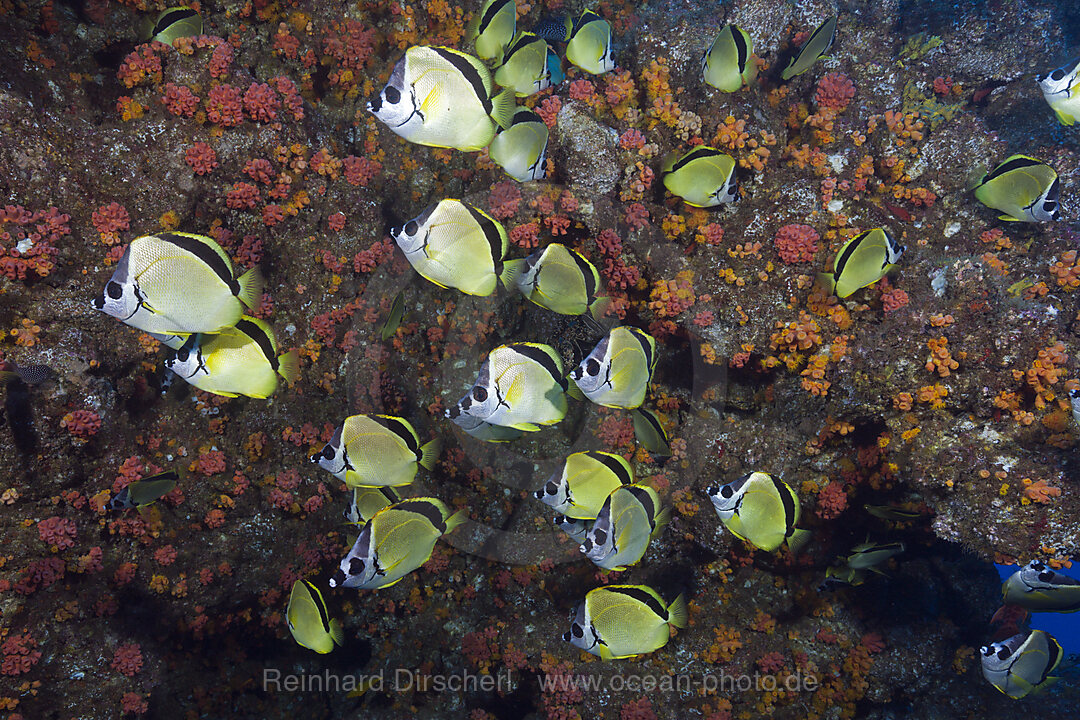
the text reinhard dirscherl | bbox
[263,667,820,695]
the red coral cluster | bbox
[161,83,199,117]
[354,238,394,273]
[272,76,304,121]
[327,212,346,232]
[487,180,521,220]
[208,42,233,78]
[193,449,226,476]
[60,409,101,438]
[111,643,144,677]
[881,287,909,313]
[243,82,280,123]
[774,224,819,264]
[756,651,786,674]
[1,632,42,676]
[619,129,646,150]
[343,155,382,186]
[0,204,66,280]
[816,481,848,519]
[92,202,130,245]
[594,228,640,290]
[154,545,178,566]
[815,72,856,111]
[321,19,378,89]
[205,84,244,127]
[536,96,562,127]
[184,142,218,175]
[120,693,149,715]
[509,221,540,249]
[38,515,77,549]
[620,698,657,720]
[117,43,164,88]
[226,182,259,210]
[624,202,650,230]
[14,557,65,594]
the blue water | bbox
[997,564,1080,654]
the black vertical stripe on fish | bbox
[981,156,1046,184]
[477,0,512,34]
[606,586,668,621]
[627,328,655,372]
[511,109,544,127]
[371,414,420,454]
[804,15,837,58]
[585,451,632,486]
[507,343,564,387]
[667,146,724,175]
[567,248,598,303]
[154,7,199,35]
[431,47,492,114]
[235,318,279,370]
[768,474,798,536]
[571,10,603,39]
[730,26,749,72]
[464,203,505,276]
[634,409,668,442]
[301,580,332,633]
[154,233,238,292]
[380,487,402,504]
[832,230,871,279]
[625,485,657,526]
[502,32,537,62]
[397,499,448,533]
[1039,637,1064,685]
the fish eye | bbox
[321,446,336,461]
[721,485,734,498]
[405,220,418,236]
[106,281,124,299]
[545,480,557,495]
[385,86,401,104]
[1052,69,1065,80]
[997,648,1012,660]
[177,349,189,362]
[572,623,584,638]
[593,529,607,544]
[473,386,488,402]
[586,359,600,376]
[1038,571,1055,582]
[349,557,365,575]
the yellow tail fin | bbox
[667,593,688,629]
[277,349,300,385]
[419,438,442,471]
[237,266,264,309]
[490,88,517,130]
[444,509,467,535]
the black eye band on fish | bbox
[392,85,424,128]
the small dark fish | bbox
[2,376,37,452]
[380,290,406,341]
[106,471,178,510]
[864,504,925,521]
